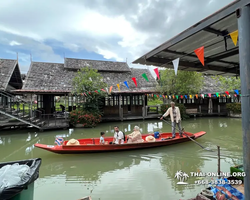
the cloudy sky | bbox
[0,0,234,74]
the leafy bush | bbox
[226,103,241,114]
[160,103,189,120]
[69,109,102,127]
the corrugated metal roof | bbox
[132,0,250,76]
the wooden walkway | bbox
[0,118,69,131]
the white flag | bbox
[172,58,180,75]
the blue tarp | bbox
[210,178,244,200]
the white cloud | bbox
[96,47,123,61]
[0,0,235,74]
[9,40,22,46]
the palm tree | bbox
[175,170,183,182]
[182,172,189,182]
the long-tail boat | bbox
[34,131,206,154]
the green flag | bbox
[142,73,149,82]
[216,92,219,97]
[98,90,101,93]
[176,95,179,99]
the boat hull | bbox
[34,131,206,154]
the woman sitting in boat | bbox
[127,126,144,143]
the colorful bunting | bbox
[84,93,87,96]
[98,90,101,93]
[225,91,229,95]
[172,58,180,75]
[208,93,211,97]
[216,92,219,97]
[105,87,109,93]
[234,89,239,95]
[194,46,204,66]
[229,30,238,46]
[176,95,179,99]
[117,84,120,91]
[195,94,198,99]
[132,77,137,87]
[185,95,187,99]
[142,73,149,82]
[95,90,98,93]
[154,68,160,80]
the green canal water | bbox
[0,117,243,200]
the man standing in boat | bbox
[160,102,183,138]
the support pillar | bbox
[237,5,250,199]
[142,95,145,119]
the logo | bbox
[174,170,189,185]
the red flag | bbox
[132,77,137,87]
[225,91,229,95]
[95,90,98,93]
[181,95,183,99]
[88,92,91,95]
[154,68,160,79]
[194,46,204,66]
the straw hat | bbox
[145,136,156,142]
[66,139,80,145]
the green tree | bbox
[211,75,241,92]
[72,67,107,114]
[157,69,204,94]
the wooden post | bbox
[142,95,145,119]
[218,146,221,179]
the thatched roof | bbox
[17,59,158,94]
[64,58,131,72]
[22,62,74,92]
[0,59,22,91]
[200,75,223,93]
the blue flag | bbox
[184,95,187,99]
[124,81,129,89]
[234,89,239,95]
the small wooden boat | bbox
[34,131,206,154]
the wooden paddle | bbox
[160,118,214,152]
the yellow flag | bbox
[117,84,120,91]
[190,95,192,98]
[229,30,238,46]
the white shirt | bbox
[114,131,124,144]
[100,136,104,144]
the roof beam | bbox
[203,27,229,36]
[133,0,250,62]
[146,57,239,74]
[205,48,239,64]
[162,49,238,65]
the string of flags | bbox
[77,30,239,96]
[148,90,241,99]
[171,30,238,75]
[78,68,160,95]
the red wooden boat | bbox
[34,131,206,154]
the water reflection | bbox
[0,117,244,200]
